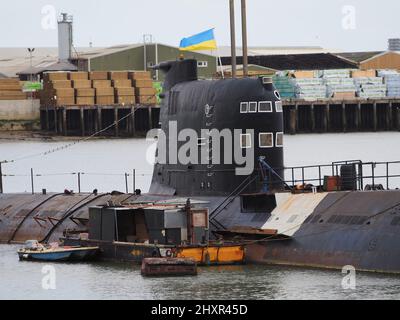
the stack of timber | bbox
[40,71,158,107]
[130,71,157,105]
[111,72,136,105]
[72,73,94,105]
[0,79,27,100]
[41,73,74,106]
[91,71,114,105]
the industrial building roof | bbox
[0,47,99,77]
[199,46,338,57]
[336,51,384,63]
[221,53,358,70]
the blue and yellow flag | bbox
[179,29,217,51]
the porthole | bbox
[274,90,281,100]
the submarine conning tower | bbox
[150,59,284,197]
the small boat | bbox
[141,258,197,277]
[18,240,99,262]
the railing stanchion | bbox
[387,162,390,190]
[31,168,34,195]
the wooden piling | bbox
[54,109,58,134]
[148,106,153,130]
[62,108,67,136]
[373,102,377,132]
[397,106,400,131]
[388,102,393,131]
[289,107,296,135]
[342,102,347,133]
[114,107,119,137]
[310,104,315,132]
[130,106,136,137]
[356,102,361,131]
[80,108,85,137]
[324,104,330,132]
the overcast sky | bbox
[0,0,399,51]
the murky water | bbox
[1,132,400,300]
[1,245,400,300]
[1,132,400,193]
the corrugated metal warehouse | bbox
[72,43,217,80]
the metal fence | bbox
[0,166,154,194]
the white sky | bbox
[0,0,399,51]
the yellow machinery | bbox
[175,245,245,266]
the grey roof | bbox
[17,60,78,75]
[198,46,339,57]
[336,51,384,63]
[0,47,100,77]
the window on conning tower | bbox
[259,101,273,113]
[276,132,284,147]
[275,101,283,113]
[240,134,252,149]
[259,133,274,148]
[249,102,258,113]
[240,102,248,113]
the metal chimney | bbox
[388,39,400,51]
[58,13,73,61]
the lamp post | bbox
[27,48,35,100]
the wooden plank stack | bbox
[40,71,158,107]
[41,73,74,106]
[111,72,136,105]
[130,71,157,105]
[0,79,27,100]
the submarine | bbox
[1,58,400,273]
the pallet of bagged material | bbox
[96,96,115,105]
[115,88,135,96]
[55,96,75,106]
[69,72,89,80]
[138,95,157,105]
[109,71,129,80]
[72,80,92,89]
[76,97,95,105]
[116,95,136,105]
[134,79,153,88]
[135,87,157,96]
[89,71,109,80]
[351,70,376,78]
[48,80,72,89]
[92,80,112,88]
[96,87,115,96]
[43,72,69,82]
[293,70,315,79]
[129,71,151,80]
[112,79,132,88]
[75,88,95,97]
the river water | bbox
[1,132,400,300]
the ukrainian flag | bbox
[179,29,217,51]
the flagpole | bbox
[216,47,225,79]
